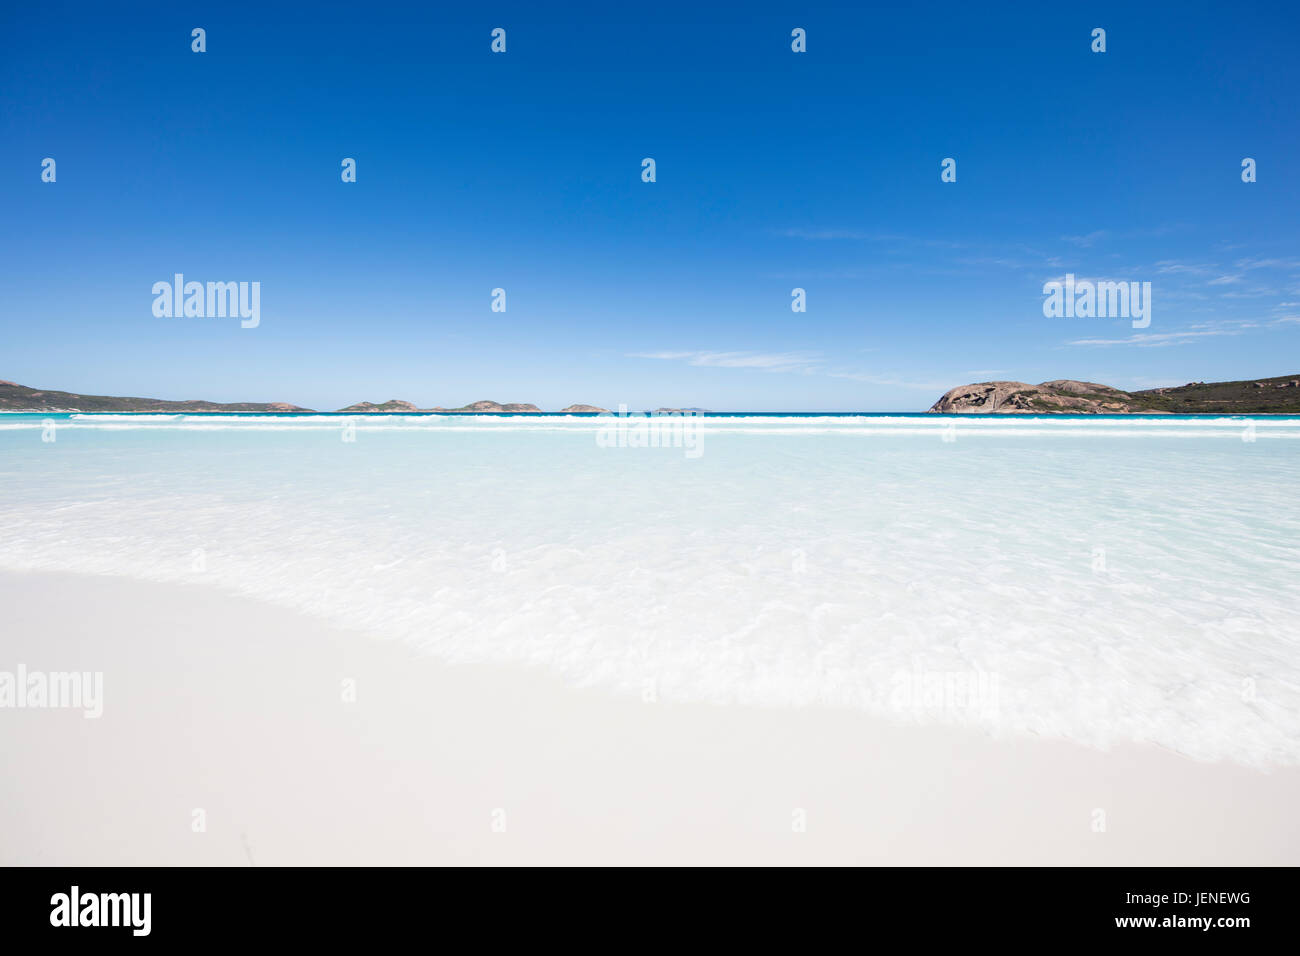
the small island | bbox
[928,375,1300,414]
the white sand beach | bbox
[2,569,1297,866]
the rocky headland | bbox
[928,375,1300,414]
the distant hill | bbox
[1128,376,1300,413]
[431,400,543,413]
[0,380,312,413]
[337,399,548,413]
[0,382,608,414]
[928,375,1300,413]
[337,400,421,413]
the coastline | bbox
[7,409,1300,417]
[3,569,1297,866]
[6,374,1300,416]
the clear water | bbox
[2,412,1298,767]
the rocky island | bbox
[432,400,543,413]
[337,400,422,413]
[335,399,544,413]
[928,375,1300,414]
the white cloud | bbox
[1234,257,1300,270]
[628,350,946,390]
[1061,230,1109,247]
[629,350,819,372]
[1067,329,1247,348]
[776,227,874,240]
[1154,261,1217,276]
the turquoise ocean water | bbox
[2,412,1297,766]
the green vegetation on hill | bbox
[0,380,309,413]
[1128,375,1300,414]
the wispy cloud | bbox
[629,350,820,372]
[1154,260,1217,276]
[775,227,875,241]
[1066,328,1250,348]
[1234,257,1300,271]
[774,228,966,249]
[956,255,1036,270]
[629,350,946,390]
[1041,273,1138,288]
[1061,230,1109,247]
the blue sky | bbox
[3,0,1298,411]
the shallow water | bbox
[2,412,1298,766]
